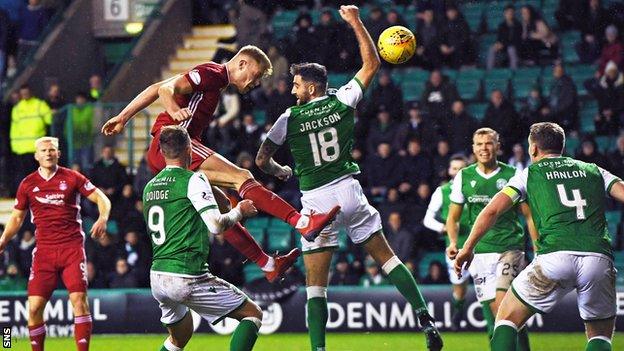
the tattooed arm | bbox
[255,138,292,181]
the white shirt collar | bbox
[475,163,501,179]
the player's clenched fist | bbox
[101,115,125,135]
[171,107,193,121]
[238,199,258,218]
[454,248,474,278]
[276,165,293,181]
[338,5,360,24]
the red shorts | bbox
[147,129,215,174]
[28,245,88,299]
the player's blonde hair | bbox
[473,128,499,143]
[34,137,59,149]
[237,45,273,78]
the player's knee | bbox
[28,302,45,319]
[248,302,263,320]
[235,168,254,183]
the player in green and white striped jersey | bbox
[455,122,624,351]
[143,126,262,351]
[255,5,442,351]
[446,128,538,349]
[423,154,470,330]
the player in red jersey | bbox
[101,45,340,282]
[0,137,112,351]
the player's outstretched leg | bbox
[363,233,443,351]
[28,296,47,351]
[227,300,263,351]
[212,186,300,282]
[201,154,339,242]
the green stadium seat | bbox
[266,229,293,253]
[605,211,621,239]
[456,79,481,101]
[615,251,624,285]
[579,112,596,133]
[245,217,270,229]
[418,252,447,279]
[466,14,483,33]
[403,68,431,82]
[402,80,426,101]
[514,66,542,79]
[541,75,555,96]
[243,263,265,283]
[441,68,458,82]
[247,227,266,246]
[327,73,351,88]
[253,109,266,125]
[458,68,486,81]
[269,218,293,231]
[511,77,539,99]
[484,78,509,98]
[337,229,349,251]
[486,68,513,79]
[564,136,580,156]
[595,136,615,153]
[467,102,489,121]
[562,44,579,64]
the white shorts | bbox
[447,255,470,285]
[300,176,382,253]
[150,272,248,325]
[468,250,525,302]
[512,251,617,321]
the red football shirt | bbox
[151,62,229,139]
[14,167,97,248]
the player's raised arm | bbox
[0,209,27,254]
[102,75,182,136]
[158,74,195,122]
[255,111,293,181]
[339,5,381,89]
[454,192,515,275]
[86,188,112,239]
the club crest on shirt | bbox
[84,181,95,191]
[496,178,508,190]
[470,180,477,188]
[59,181,68,191]
[189,69,201,85]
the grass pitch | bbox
[6,332,623,350]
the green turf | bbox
[7,332,623,350]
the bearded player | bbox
[102,45,339,282]
[255,6,442,351]
[0,137,111,351]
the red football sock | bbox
[223,223,270,267]
[28,323,46,351]
[239,179,301,226]
[74,315,92,351]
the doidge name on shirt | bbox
[145,190,170,201]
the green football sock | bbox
[159,346,168,351]
[480,301,495,339]
[452,297,466,314]
[159,337,181,351]
[386,263,428,315]
[586,338,612,351]
[491,324,518,351]
[230,319,259,351]
[517,326,530,351]
[307,297,328,351]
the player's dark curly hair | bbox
[290,63,328,90]
[159,125,190,160]
[529,122,565,154]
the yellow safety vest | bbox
[10,98,52,154]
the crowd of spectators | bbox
[1,0,624,290]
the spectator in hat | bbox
[482,89,522,156]
[359,256,389,287]
[576,137,610,169]
[290,13,320,64]
[540,63,579,132]
[575,0,612,64]
[415,7,442,69]
[364,6,388,47]
[441,100,479,155]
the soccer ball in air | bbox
[377,26,416,64]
